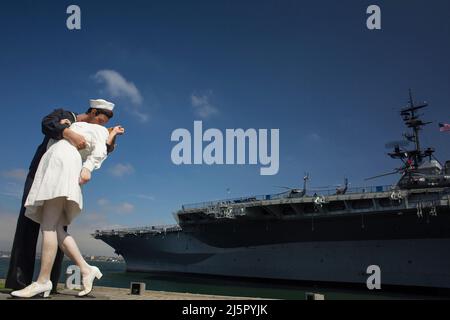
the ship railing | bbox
[93,224,181,236]
[181,185,395,211]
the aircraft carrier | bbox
[94,92,450,289]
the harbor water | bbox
[1,258,448,300]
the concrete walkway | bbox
[0,279,263,300]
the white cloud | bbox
[109,163,135,177]
[67,227,117,257]
[134,194,155,201]
[0,169,25,199]
[1,169,27,182]
[307,133,321,142]
[93,69,149,122]
[131,109,149,122]
[114,202,134,215]
[0,207,129,256]
[94,70,143,105]
[0,182,23,199]
[97,198,109,206]
[66,212,126,256]
[191,91,219,118]
[97,198,135,215]
[0,208,17,252]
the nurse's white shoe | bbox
[11,281,52,298]
[78,266,103,297]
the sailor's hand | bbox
[63,129,87,150]
[79,168,91,185]
[60,119,72,126]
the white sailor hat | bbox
[89,99,115,112]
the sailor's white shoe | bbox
[78,266,103,297]
[10,281,52,298]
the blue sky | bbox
[0,0,449,255]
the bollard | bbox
[130,282,146,295]
[305,292,325,300]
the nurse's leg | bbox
[56,220,91,276]
[36,197,65,284]
[50,243,65,292]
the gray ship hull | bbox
[96,210,450,289]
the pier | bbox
[0,279,264,300]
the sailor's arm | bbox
[41,109,71,140]
[42,109,87,149]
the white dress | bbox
[25,122,109,226]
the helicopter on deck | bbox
[276,174,349,197]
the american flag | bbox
[439,123,450,132]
